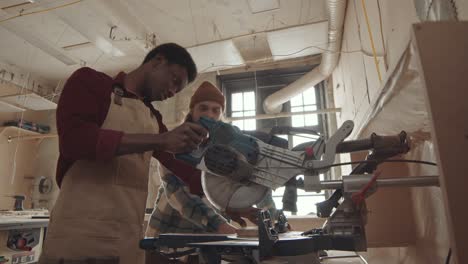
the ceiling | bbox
[0,0,328,84]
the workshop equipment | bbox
[13,196,25,211]
[143,118,439,263]
[0,210,48,264]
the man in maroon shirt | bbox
[54,44,204,188]
[40,43,207,264]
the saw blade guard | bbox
[202,171,270,211]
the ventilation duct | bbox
[263,0,347,114]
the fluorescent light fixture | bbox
[188,40,244,72]
[2,93,57,111]
[267,21,328,60]
[247,0,280,13]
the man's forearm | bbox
[116,133,166,156]
[162,174,227,232]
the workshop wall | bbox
[0,109,58,211]
[0,65,58,211]
[31,136,60,211]
[332,0,466,134]
[457,0,468,18]
[331,0,458,262]
[332,0,418,133]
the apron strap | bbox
[143,99,168,133]
[112,82,167,134]
[112,85,125,106]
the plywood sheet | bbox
[351,151,416,248]
[413,21,468,264]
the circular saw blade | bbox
[202,171,269,211]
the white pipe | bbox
[263,0,347,114]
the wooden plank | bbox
[351,152,416,247]
[412,21,468,264]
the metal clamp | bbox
[307,120,354,172]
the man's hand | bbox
[160,123,208,153]
[216,222,237,234]
[226,207,261,227]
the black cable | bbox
[319,159,437,169]
[446,248,452,264]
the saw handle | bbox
[336,131,409,154]
[174,117,216,166]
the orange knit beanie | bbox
[189,81,225,110]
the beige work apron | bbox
[40,92,158,264]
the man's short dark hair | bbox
[142,43,197,83]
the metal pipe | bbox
[376,176,440,188]
[319,255,361,260]
[317,176,440,190]
[318,180,344,189]
[225,108,341,122]
[164,108,341,128]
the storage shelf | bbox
[0,126,57,141]
[0,93,56,111]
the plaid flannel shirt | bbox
[149,173,227,233]
[149,169,278,235]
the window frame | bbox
[218,66,330,216]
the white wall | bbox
[332,0,420,130]
[0,110,57,210]
[456,0,468,18]
[0,63,58,210]
[333,0,466,131]
[331,0,465,263]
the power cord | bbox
[446,248,452,264]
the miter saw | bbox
[141,117,439,263]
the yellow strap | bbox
[361,0,383,83]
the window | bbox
[290,87,322,147]
[231,91,256,131]
[271,87,326,216]
[219,66,328,216]
[272,176,326,216]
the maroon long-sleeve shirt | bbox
[56,67,203,196]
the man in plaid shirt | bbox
[148,81,277,236]
[148,81,237,237]
[150,165,277,235]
